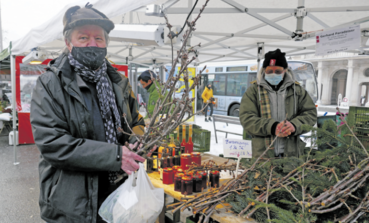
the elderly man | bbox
[31,4,146,223]
[239,49,317,158]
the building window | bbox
[331,69,348,105]
[364,68,369,77]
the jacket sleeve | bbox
[30,73,121,172]
[128,86,145,144]
[239,86,277,137]
[290,87,317,135]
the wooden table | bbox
[148,154,256,223]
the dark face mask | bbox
[71,46,107,70]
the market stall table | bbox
[148,154,257,223]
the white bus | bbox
[196,61,318,117]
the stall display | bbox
[192,174,202,193]
[191,152,201,165]
[209,170,220,188]
[181,176,193,195]
[163,168,174,185]
[185,124,194,153]
[181,153,191,170]
[174,173,184,192]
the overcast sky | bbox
[1,0,78,49]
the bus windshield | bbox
[288,61,318,103]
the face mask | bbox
[71,45,107,70]
[265,73,284,85]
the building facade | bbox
[293,53,369,108]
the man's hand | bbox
[275,121,295,137]
[207,100,210,103]
[121,145,145,175]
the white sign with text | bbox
[315,25,361,56]
[223,139,252,158]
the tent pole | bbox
[11,54,19,165]
[256,42,264,74]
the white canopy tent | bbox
[8,0,369,164]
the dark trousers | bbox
[205,103,213,118]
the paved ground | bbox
[0,129,43,223]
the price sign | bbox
[223,139,252,158]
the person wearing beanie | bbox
[30,3,148,223]
[239,49,317,158]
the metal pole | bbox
[11,54,18,165]
[0,0,3,51]
[256,42,264,74]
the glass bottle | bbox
[181,176,193,195]
[158,142,167,159]
[174,173,184,192]
[163,168,174,184]
[174,127,181,155]
[166,156,174,167]
[159,157,167,169]
[193,174,202,193]
[152,155,158,170]
[210,170,220,188]
[168,134,176,156]
[181,153,192,170]
[191,152,201,165]
[185,124,194,153]
[180,125,187,154]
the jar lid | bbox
[152,155,157,158]
[211,170,220,174]
[191,152,201,156]
[177,168,184,172]
[164,168,173,172]
[182,176,193,181]
[175,173,184,178]
[181,153,191,157]
[173,165,180,170]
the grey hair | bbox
[62,28,110,54]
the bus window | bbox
[226,74,248,96]
[213,74,226,96]
[288,62,318,103]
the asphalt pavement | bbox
[0,130,43,223]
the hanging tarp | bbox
[11,0,157,55]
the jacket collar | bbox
[49,53,132,97]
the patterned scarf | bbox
[258,85,275,148]
[68,53,123,184]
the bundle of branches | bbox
[118,0,211,156]
[168,110,369,223]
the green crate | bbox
[355,136,369,148]
[193,129,211,152]
[348,106,369,126]
[348,106,369,136]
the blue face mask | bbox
[265,73,284,85]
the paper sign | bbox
[118,189,138,210]
[315,25,361,56]
[223,139,252,158]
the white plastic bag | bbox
[98,163,164,223]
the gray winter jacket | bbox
[30,54,144,223]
